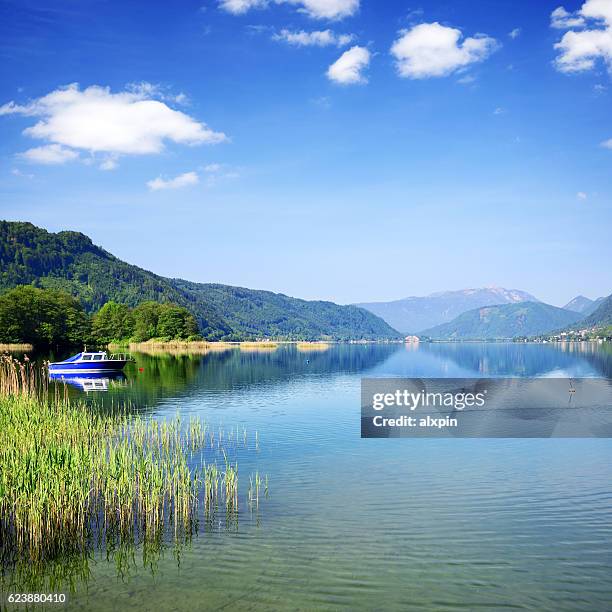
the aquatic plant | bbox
[0,356,256,567]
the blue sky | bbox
[0,0,610,306]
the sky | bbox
[0,0,610,307]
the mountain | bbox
[357,287,539,334]
[577,294,612,329]
[421,302,583,340]
[0,221,399,341]
[583,296,607,317]
[562,295,594,313]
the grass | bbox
[0,356,260,568]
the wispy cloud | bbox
[147,171,199,191]
[11,168,34,179]
[19,144,79,165]
[577,191,588,200]
[0,83,226,168]
[391,22,498,79]
[509,27,521,39]
[457,74,477,85]
[219,0,359,20]
[327,45,370,84]
[218,0,267,15]
[201,163,241,186]
[273,29,355,47]
[601,138,612,148]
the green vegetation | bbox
[578,294,612,329]
[174,279,398,341]
[422,302,582,340]
[92,301,200,344]
[0,285,90,349]
[0,356,253,565]
[0,221,399,341]
[0,286,201,348]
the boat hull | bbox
[48,360,129,375]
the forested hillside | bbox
[0,221,399,341]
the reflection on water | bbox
[49,372,127,392]
[4,342,611,610]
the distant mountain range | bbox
[421,302,583,340]
[357,287,539,334]
[0,221,399,341]
[563,295,606,315]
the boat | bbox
[48,351,133,375]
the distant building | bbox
[404,335,420,344]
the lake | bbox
[3,342,612,611]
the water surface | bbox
[3,342,612,611]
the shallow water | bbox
[3,342,612,610]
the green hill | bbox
[577,294,612,329]
[0,221,399,341]
[421,301,583,340]
[173,279,395,341]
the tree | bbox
[157,304,199,340]
[91,302,134,344]
[132,302,161,342]
[0,285,90,348]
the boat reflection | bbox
[49,372,127,392]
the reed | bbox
[0,344,34,352]
[296,342,330,352]
[239,342,279,351]
[0,357,248,564]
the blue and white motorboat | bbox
[48,351,133,375]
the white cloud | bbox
[601,138,612,148]
[204,163,222,173]
[457,74,477,84]
[327,45,370,84]
[219,0,268,14]
[0,83,226,166]
[551,6,586,29]
[19,144,79,165]
[493,106,506,115]
[147,171,199,191]
[273,29,354,47]
[509,28,522,39]
[219,0,358,19]
[552,1,612,73]
[280,0,359,19]
[577,191,588,200]
[390,22,498,79]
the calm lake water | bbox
[3,342,612,611]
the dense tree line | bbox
[0,286,201,348]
